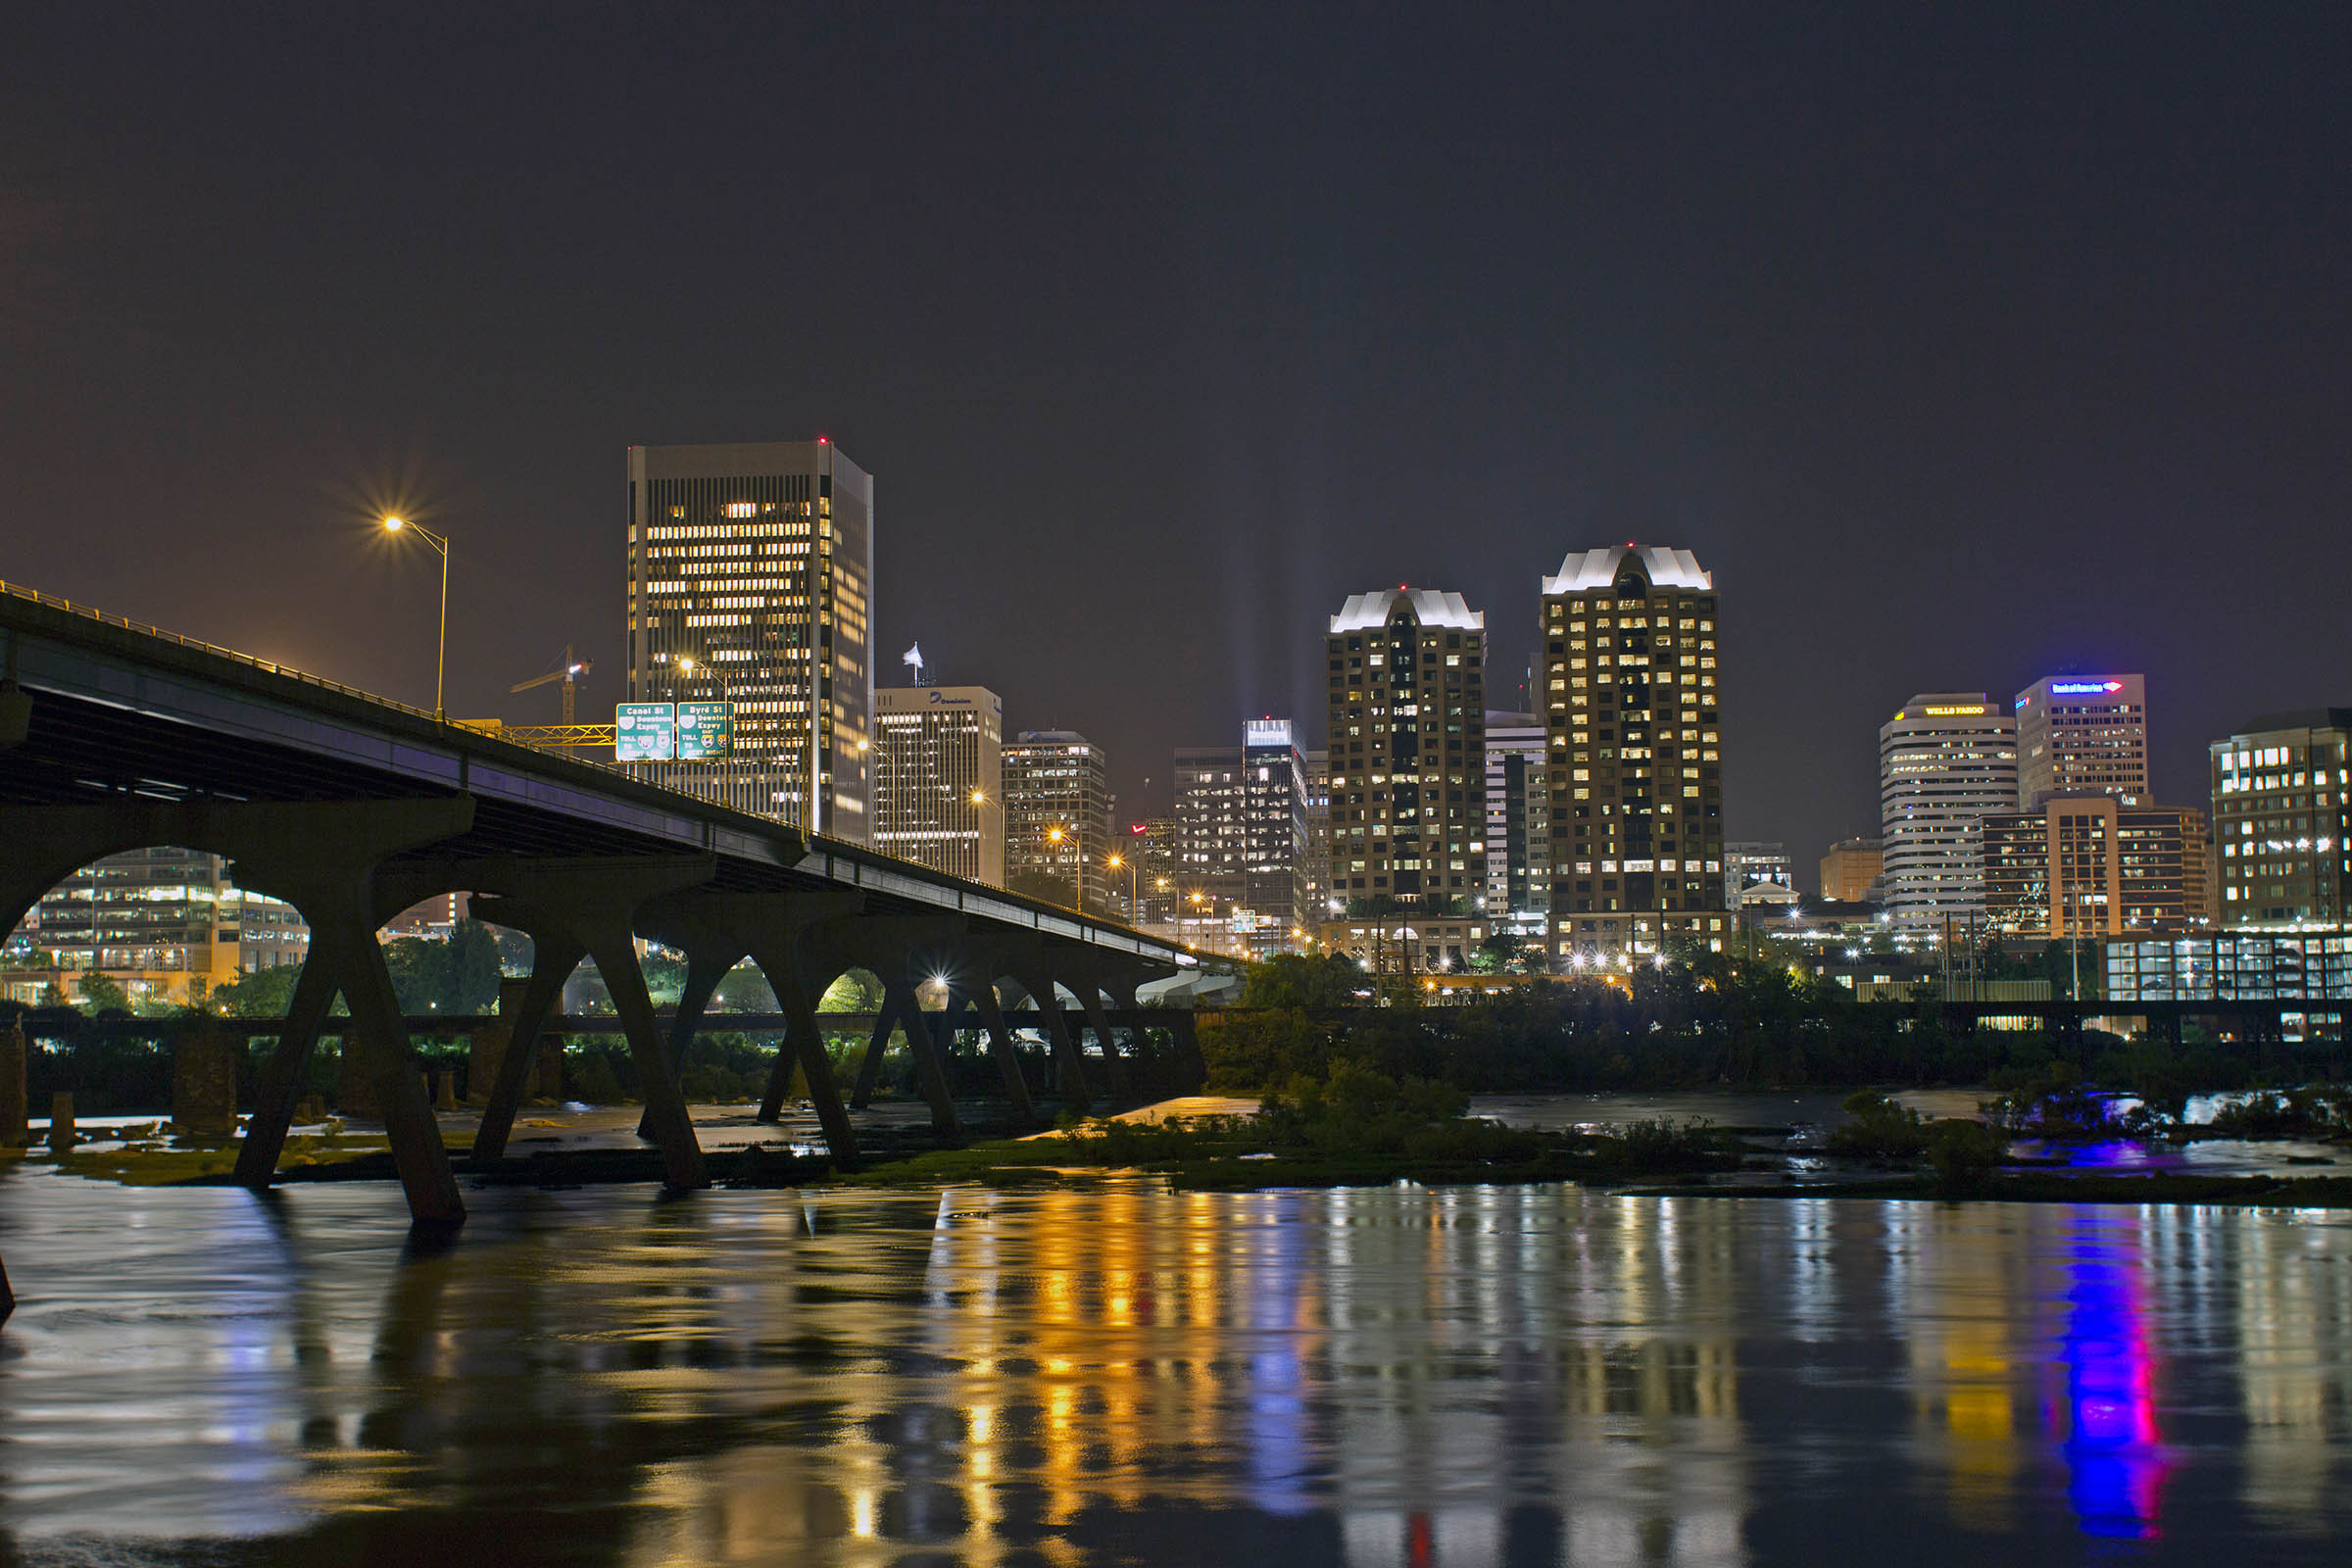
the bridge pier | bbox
[462,909,584,1166]
[1004,959,1097,1114]
[632,888,863,1164]
[968,982,1039,1123]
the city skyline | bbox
[3,8,2348,881]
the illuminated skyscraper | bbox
[2015,673,2148,806]
[1539,547,1725,962]
[625,440,873,836]
[1880,694,2018,930]
[1483,710,1550,916]
[1003,730,1114,909]
[1324,590,1489,914]
[872,685,1003,884]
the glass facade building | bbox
[1003,730,1114,910]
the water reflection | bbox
[0,1174,2348,1563]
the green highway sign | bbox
[614,703,676,760]
[676,701,735,760]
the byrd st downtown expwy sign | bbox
[614,702,736,761]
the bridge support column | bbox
[1008,970,1094,1115]
[467,926,584,1166]
[853,993,898,1108]
[305,890,468,1226]
[233,955,340,1189]
[1072,987,1132,1099]
[886,980,961,1139]
[638,948,733,1141]
[970,984,1038,1124]
[759,965,858,1164]
[450,859,713,1193]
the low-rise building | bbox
[1819,838,1885,902]
[2107,931,2352,1002]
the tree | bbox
[76,971,130,1014]
[383,918,505,1015]
[1242,953,1363,1011]
[214,964,304,1017]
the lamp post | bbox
[1105,853,1139,919]
[1047,824,1082,910]
[381,515,449,722]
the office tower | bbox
[1880,694,2019,930]
[1302,748,1334,920]
[871,686,1003,884]
[1003,730,1114,909]
[8,848,308,1006]
[1819,837,1886,902]
[1172,723,1306,954]
[625,440,873,836]
[2015,673,2149,806]
[1483,710,1551,916]
[1982,796,2212,938]
[1241,720,1308,937]
[1324,589,1489,914]
[1173,743,1247,918]
[1129,816,1179,924]
[1724,842,1796,910]
[1540,547,1725,962]
[2211,710,2352,928]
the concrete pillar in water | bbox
[47,1092,75,1152]
[0,1017,26,1146]
[172,1021,239,1139]
[433,1070,457,1111]
[465,1017,508,1107]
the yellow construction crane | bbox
[511,645,593,723]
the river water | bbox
[0,1167,2348,1565]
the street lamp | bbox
[381,514,450,721]
[1105,852,1139,917]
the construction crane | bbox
[511,645,593,724]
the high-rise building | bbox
[1132,815,1180,925]
[1325,590,1489,912]
[2211,710,2352,928]
[1173,744,1247,920]
[1981,795,2211,938]
[1483,710,1551,915]
[1724,842,1796,909]
[6,848,309,1006]
[1539,547,1726,962]
[1003,730,1114,909]
[1302,749,1334,920]
[1241,719,1308,936]
[1170,723,1306,953]
[1819,837,1886,902]
[1880,694,2018,930]
[625,440,873,836]
[871,686,1003,884]
[2015,673,2149,806]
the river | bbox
[0,1164,2347,1564]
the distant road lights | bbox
[380,514,451,722]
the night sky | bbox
[5,4,2347,872]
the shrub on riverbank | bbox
[1197,955,2351,1100]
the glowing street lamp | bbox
[381,514,451,721]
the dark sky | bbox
[5,3,2348,872]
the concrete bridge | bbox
[0,581,1233,1244]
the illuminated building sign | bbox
[615,703,676,761]
[2049,680,2125,696]
[1923,706,1987,716]
[676,702,735,760]
[1246,718,1295,748]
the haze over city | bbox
[6,4,2348,866]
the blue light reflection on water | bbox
[2060,1221,2169,1540]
